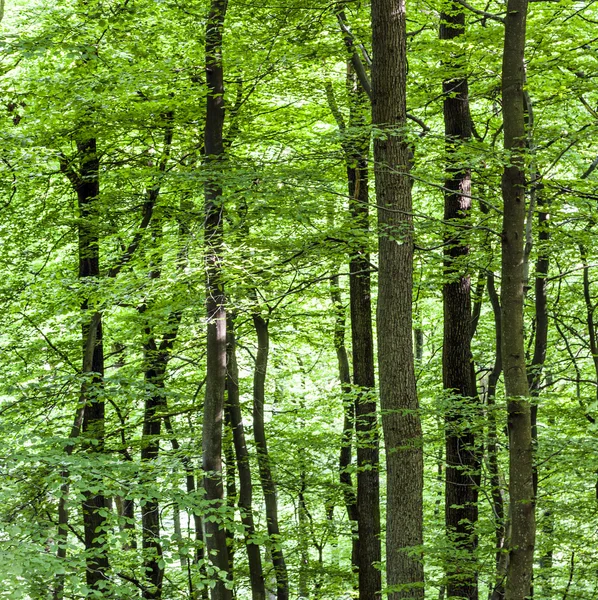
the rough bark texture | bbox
[202,1,232,598]
[226,318,266,600]
[371,1,424,597]
[440,6,479,598]
[252,314,289,600]
[346,73,381,600]
[75,138,110,592]
[501,0,536,594]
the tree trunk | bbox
[252,313,289,600]
[487,273,507,600]
[347,94,381,600]
[329,276,359,578]
[528,198,549,498]
[226,316,266,600]
[371,1,424,597]
[140,348,167,599]
[440,6,479,598]
[202,0,232,598]
[75,137,110,593]
[501,0,536,593]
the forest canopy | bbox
[0,0,597,599]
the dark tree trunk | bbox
[226,316,266,600]
[501,0,536,593]
[224,415,237,585]
[202,1,232,598]
[329,276,359,577]
[440,6,479,598]
[487,273,507,600]
[371,1,424,597]
[528,198,549,499]
[140,346,167,599]
[346,84,381,600]
[75,137,110,592]
[252,313,289,600]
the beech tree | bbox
[1,0,598,599]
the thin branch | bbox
[454,0,504,23]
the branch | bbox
[335,8,372,98]
[108,114,174,278]
[324,80,346,132]
[454,0,504,22]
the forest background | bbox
[0,0,596,599]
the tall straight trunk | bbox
[224,418,237,585]
[440,6,479,598]
[329,276,359,577]
[202,1,232,598]
[54,318,100,600]
[371,1,424,598]
[252,313,289,600]
[75,137,110,592]
[528,198,549,498]
[501,0,535,595]
[140,349,167,599]
[347,79,381,600]
[487,273,507,600]
[226,317,266,600]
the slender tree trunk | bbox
[329,276,359,578]
[501,0,535,592]
[487,273,507,600]
[202,1,232,598]
[440,6,479,598]
[226,317,266,600]
[54,320,99,600]
[347,103,381,600]
[326,66,379,595]
[224,416,237,587]
[371,1,424,597]
[140,349,167,599]
[252,313,289,600]
[74,137,110,593]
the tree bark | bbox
[371,1,424,597]
[501,0,535,594]
[75,137,111,592]
[202,0,232,598]
[226,316,266,600]
[346,82,382,600]
[140,342,167,599]
[440,6,479,598]
[252,313,289,600]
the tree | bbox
[371,0,424,597]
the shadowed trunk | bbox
[226,316,266,600]
[202,0,232,597]
[252,313,289,600]
[75,137,110,592]
[329,276,359,578]
[440,5,479,598]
